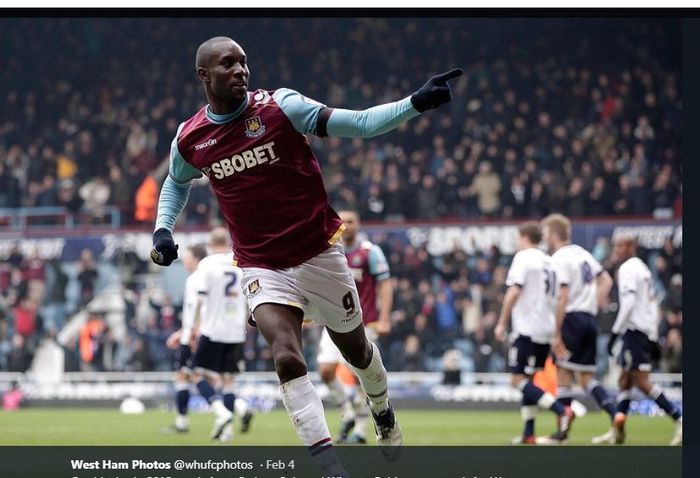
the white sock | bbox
[537,392,556,409]
[280,375,333,449]
[351,342,389,414]
[327,377,349,405]
[521,405,537,420]
[353,389,370,439]
[234,398,249,416]
[327,377,356,421]
[211,399,231,418]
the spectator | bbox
[2,382,24,411]
[79,176,111,223]
[76,249,99,306]
[469,161,501,217]
[7,335,33,372]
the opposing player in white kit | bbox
[166,244,208,433]
[316,210,393,444]
[495,222,574,444]
[190,227,253,442]
[605,235,682,445]
[541,214,621,443]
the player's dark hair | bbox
[518,221,542,245]
[188,244,208,261]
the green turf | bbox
[0,408,677,446]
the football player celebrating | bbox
[151,36,460,475]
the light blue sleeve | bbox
[368,245,391,280]
[272,88,326,134]
[154,175,191,232]
[327,96,420,138]
[273,88,421,138]
[154,125,199,232]
[169,124,203,183]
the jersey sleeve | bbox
[589,254,603,277]
[272,88,326,135]
[368,245,391,280]
[505,252,526,287]
[553,254,571,287]
[154,124,201,232]
[169,123,203,183]
[326,96,419,138]
[617,262,637,296]
[180,272,204,344]
[196,260,211,296]
[273,87,420,139]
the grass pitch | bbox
[0,408,677,446]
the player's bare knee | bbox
[273,349,307,383]
[319,364,337,384]
[577,371,592,388]
[557,369,573,386]
[343,340,372,369]
[632,371,652,394]
[618,373,631,391]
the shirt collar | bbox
[205,93,249,124]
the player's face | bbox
[203,42,249,105]
[339,211,360,243]
[612,240,632,264]
[182,250,196,273]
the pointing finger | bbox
[434,68,463,84]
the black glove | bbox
[607,333,619,356]
[150,228,179,266]
[410,68,463,113]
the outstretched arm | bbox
[274,69,463,139]
[151,126,203,266]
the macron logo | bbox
[195,139,217,151]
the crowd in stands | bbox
[0,234,683,378]
[0,18,682,377]
[0,18,681,225]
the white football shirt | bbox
[551,244,603,315]
[613,257,659,340]
[197,252,248,344]
[505,247,556,344]
[180,269,204,345]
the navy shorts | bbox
[556,312,597,372]
[508,335,551,376]
[192,335,244,375]
[618,329,653,372]
[174,344,192,372]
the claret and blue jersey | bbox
[156,88,419,270]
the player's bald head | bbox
[195,36,240,69]
[612,234,637,263]
[614,234,637,248]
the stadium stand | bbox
[0,18,682,379]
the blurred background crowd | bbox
[0,18,682,378]
[0,234,683,378]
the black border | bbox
[0,8,699,18]
[681,16,698,478]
